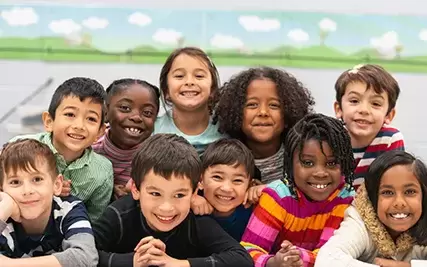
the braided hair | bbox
[283,113,355,197]
[106,78,160,107]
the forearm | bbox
[55,233,98,267]
[3,255,61,267]
[98,251,134,267]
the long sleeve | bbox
[0,219,11,255]
[387,130,404,151]
[315,206,378,267]
[240,186,288,267]
[188,216,253,267]
[93,206,133,267]
[52,200,98,267]
[86,168,114,222]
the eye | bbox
[88,117,98,123]
[326,161,337,167]
[175,193,186,198]
[174,74,184,79]
[372,102,382,107]
[212,175,222,181]
[149,192,161,197]
[349,99,359,104]
[64,112,75,117]
[380,190,394,196]
[195,74,205,79]
[301,160,314,167]
[33,176,43,183]
[143,110,154,117]
[245,102,258,108]
[233,179,244,184]
[9,179,21,185]
[406,189,417,195]
[269,103,281,109]
[119,105,131,112]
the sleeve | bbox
[86,167,114,222]
[52,200,99,267]
[293,202,349,267]
[93,206,134,267]
[387,130,404,151]
[240,186,288,267]
[0,219,12,256]
[187,216,253,267]
[314,206,378,267]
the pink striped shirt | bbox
[92,130,140,186]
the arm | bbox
[86,168,114,222]
[240,187,288,267]
[315,206,378,267]
[52,200,98,267]
[93,206,133,267]
[188,216,253,267]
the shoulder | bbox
[154,112,173,132]
[377,125,404,141]
[86,150,113,178]
[9,132,45,143]
[108,195,140,219]
[264,179,292,199]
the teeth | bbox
[217,195,233,201]
[355,120,370,124]
[156,215,174,221]
[181,92,198,96]
[69,134,84,139]
[310,184,328,189]
[126,128,141,134]
[391,213,409,219]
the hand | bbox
[191,194,214,215]
[243,184,266,208]
[373,258,408,267]
[60,180,72,197]
[113,185,128,199]
[0,192,20,222]
[133,236,164,267]
[270,241,302,267]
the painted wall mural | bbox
[0,4,427,72]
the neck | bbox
[213,208,235,218]
[21,206,51,235]
[52,138,84,163]
[108,130,133,150]
[246,139,281,159]
[172,107,210,135]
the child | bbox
[197,138,256,241]
[93,134,253,267]
[0,139,98,267]
[315,150,427,266]
[9,77,113,221]
[213,67,315,184]
[334,64,404,188]
[153,47,224,155]
[93,78,160,199]
[241,113,356,267]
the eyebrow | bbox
[7,170,43,178]
[118,98,157,107]
[171,68,208,73]
[246,96,280,101]
[380,183,419,189]
[300,153,335,159]
[63,106,101,118]
[348,91,385,100]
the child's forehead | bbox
[204,163,250,176]
[57,95,103,113]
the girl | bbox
[153,47,224,155]
[316,150,427,267]
[240,113,355,267]
[213,67,315,184]
[93,78,160,199]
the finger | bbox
[243,191,249,205]
[149,239,166,252]
[283,254,300,263]
[134,236,154,251]
[135,243,153,255]
[207,204,214,214]
[146,246,164,256]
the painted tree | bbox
[319,18,337,46]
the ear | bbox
[53,174,64,196]
[384,108,396,125]
[130,179,141,200]
[42,111,54,132]
[334,101,343,119]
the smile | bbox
[390,213,410,219]
[354,119,371,125]
[125,127,143,136]
[180,91,199,97]
[308,183,330,189]
[155,214,177,223]
[68,133,85,140]
[215,195,234,201]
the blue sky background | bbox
[0,4,426,56]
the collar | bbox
[354,184,415,258]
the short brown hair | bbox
[0,139,58,185]
[335,64,400,113]
[159,47,220,114]
[131,134,201,191]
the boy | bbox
[9,77,113,221]
[93,134,253,267]
[334,64,404,188]
[197,138,261,241]
[0,139,98,267]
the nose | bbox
[185,75,195,86]
[158,201,174,213]
[313,166,328,178]
[129,111,143,123]
[393,193,407,209]
[72,117,85,131]
[22,181,35,196]
[257,103,269,117]
[356,101,370,114]
[219,181,233,192]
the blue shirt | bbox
[210,205,253,241]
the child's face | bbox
[201,164,250,217]
[242,78,284,148]
[43,96,105,161]
[166,53,212,112]
[377,165,422,237]
[107,85,158,150]
[293,139,342,201]
[131,170,193,232]
[1,160,62,223]
[334,82,395,148]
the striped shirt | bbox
[0,196,98,266]
[254,145,285,184]
[240,179,354,267]
[353,125,404,188]
[9,132,114,221]
[92,130,139,186]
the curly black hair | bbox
[212,67,315,142]
[283,113,355,197]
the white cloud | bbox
[82,17,109,30]
[370,31,400,59]
[288,29,309,43]
[419,29,427,41]
[152,28,182,45]
[1,7,38,26]
[49,19,82,35]
[128,12,151,27]
[238,15,280,32]
[210,33,243,49]
[319,18,337,32]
